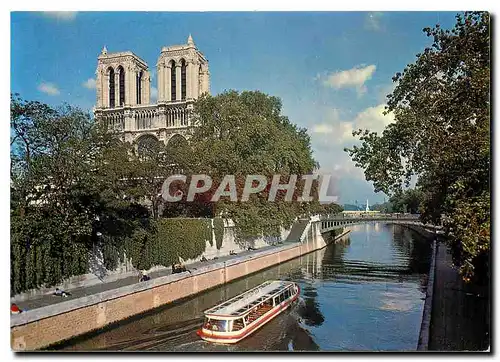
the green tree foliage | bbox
[10,89,340,293]
[187,90,321,237]
[10,95,131,294]
[389,188,424,214]
[10,95,216,293]
[344,12,490,280]
[320,202,344,215]
[370,202,392,213]
[127,135,172,219]
[103,218,212,271]
[128,218,211,269]
[213,217,224,249]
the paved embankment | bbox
[417,239,437,350]
[11,230,351,351]
[13,244,279,312]
[394,221,490,351]
[428,242,490,351]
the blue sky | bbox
[11,11,458,205]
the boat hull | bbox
[197,285,300,344]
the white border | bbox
[3,2,497,361]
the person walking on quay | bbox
[138,271,151,282]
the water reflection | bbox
[297,286,325,327]
[54,223,431,351]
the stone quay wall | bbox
[389,220,442,239]
[11,229,350,351]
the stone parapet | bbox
[11,229,350,351]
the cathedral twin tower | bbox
[94,35,210,146]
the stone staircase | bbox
[285,219,310,243]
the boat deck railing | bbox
[204,281,273,315]
[204,280,294,317]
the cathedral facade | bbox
[93,35,209,147]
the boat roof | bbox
[204,280,295,318]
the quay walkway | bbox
[429,242,490,351]
[13,244,284,313]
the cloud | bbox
[38,82,60,96]
[312,109,341,135]
[82,78,96,89]
[365,12,384,31]
[375,82,397,103]
[313,121,353,141]
[309,105,395,193]
[311,104,394,146]
[307,103,393,202]
[320,64,376,95]
[352,104,394,136]
[314,149,366,184]
[311,108,346,139]
[312,124,334,135]
[42,12,78,21]
[151,87,158,102]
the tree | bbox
[320,202,344,215]
[126,136,172,219]
[187,90,320,237]
[389,188,424,214]
[11,96,95,292]
[370,202,392,213]
[344,12,490,280]
[10,95,150,293]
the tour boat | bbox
[197,280,300,344]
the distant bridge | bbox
[285,213,441,244]
[318,214,421,233]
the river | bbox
[55,223,433,351]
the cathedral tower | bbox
[94,35,209,146]
[95,47,151,109]
[156,34,210,103]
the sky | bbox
[10,11,458,206]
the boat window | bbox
[232,318,245,331]
[274,293,284,305]
[284,289,290,299]
[204,318,229,332]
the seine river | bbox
[56,223,433,351]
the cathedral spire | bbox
[101,45,107,55]
[187,34,195,47]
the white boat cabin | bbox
[202,280,298,333]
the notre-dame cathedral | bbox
[93,35,209,149]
